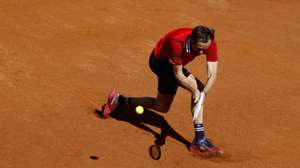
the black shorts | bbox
[149,52,191,95]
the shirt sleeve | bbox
[204,40,218,62]
[168,39,183,65]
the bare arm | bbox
[203,61,218,94]
[192,61,218,123]
[173,64,200,102]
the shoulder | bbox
[210,40,217,48]
[165,28,192,47]
[167,28,193,37]
[205,40,218,52]
[166,28,192,40]
[205,40,218,62]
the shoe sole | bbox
[189,144,224,155]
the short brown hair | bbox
[191,25,215,43]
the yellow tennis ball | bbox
[135,106,144,114]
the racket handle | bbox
[192,92,205,122]
[193,101,202,121]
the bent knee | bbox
[155,94,174,113]
[157,106,170,113]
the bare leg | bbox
[129,92,175,113]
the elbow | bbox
[212,75,217,83]
[208,74,217,85]
[213,73,217,80]
[208,73,217,81]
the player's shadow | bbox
[95,105,191,149]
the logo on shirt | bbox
[185,37,192,54]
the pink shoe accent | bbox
[103,90,120,118]
[202,146,224,155]
[189,139,224,155]
[189,144,204,153]
[190,144,224,155]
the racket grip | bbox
[192,92,205,122]
[193,101,202,121]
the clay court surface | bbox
[1,0,299,167]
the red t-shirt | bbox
[153,28,218,66]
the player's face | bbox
[192,39,212,53]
